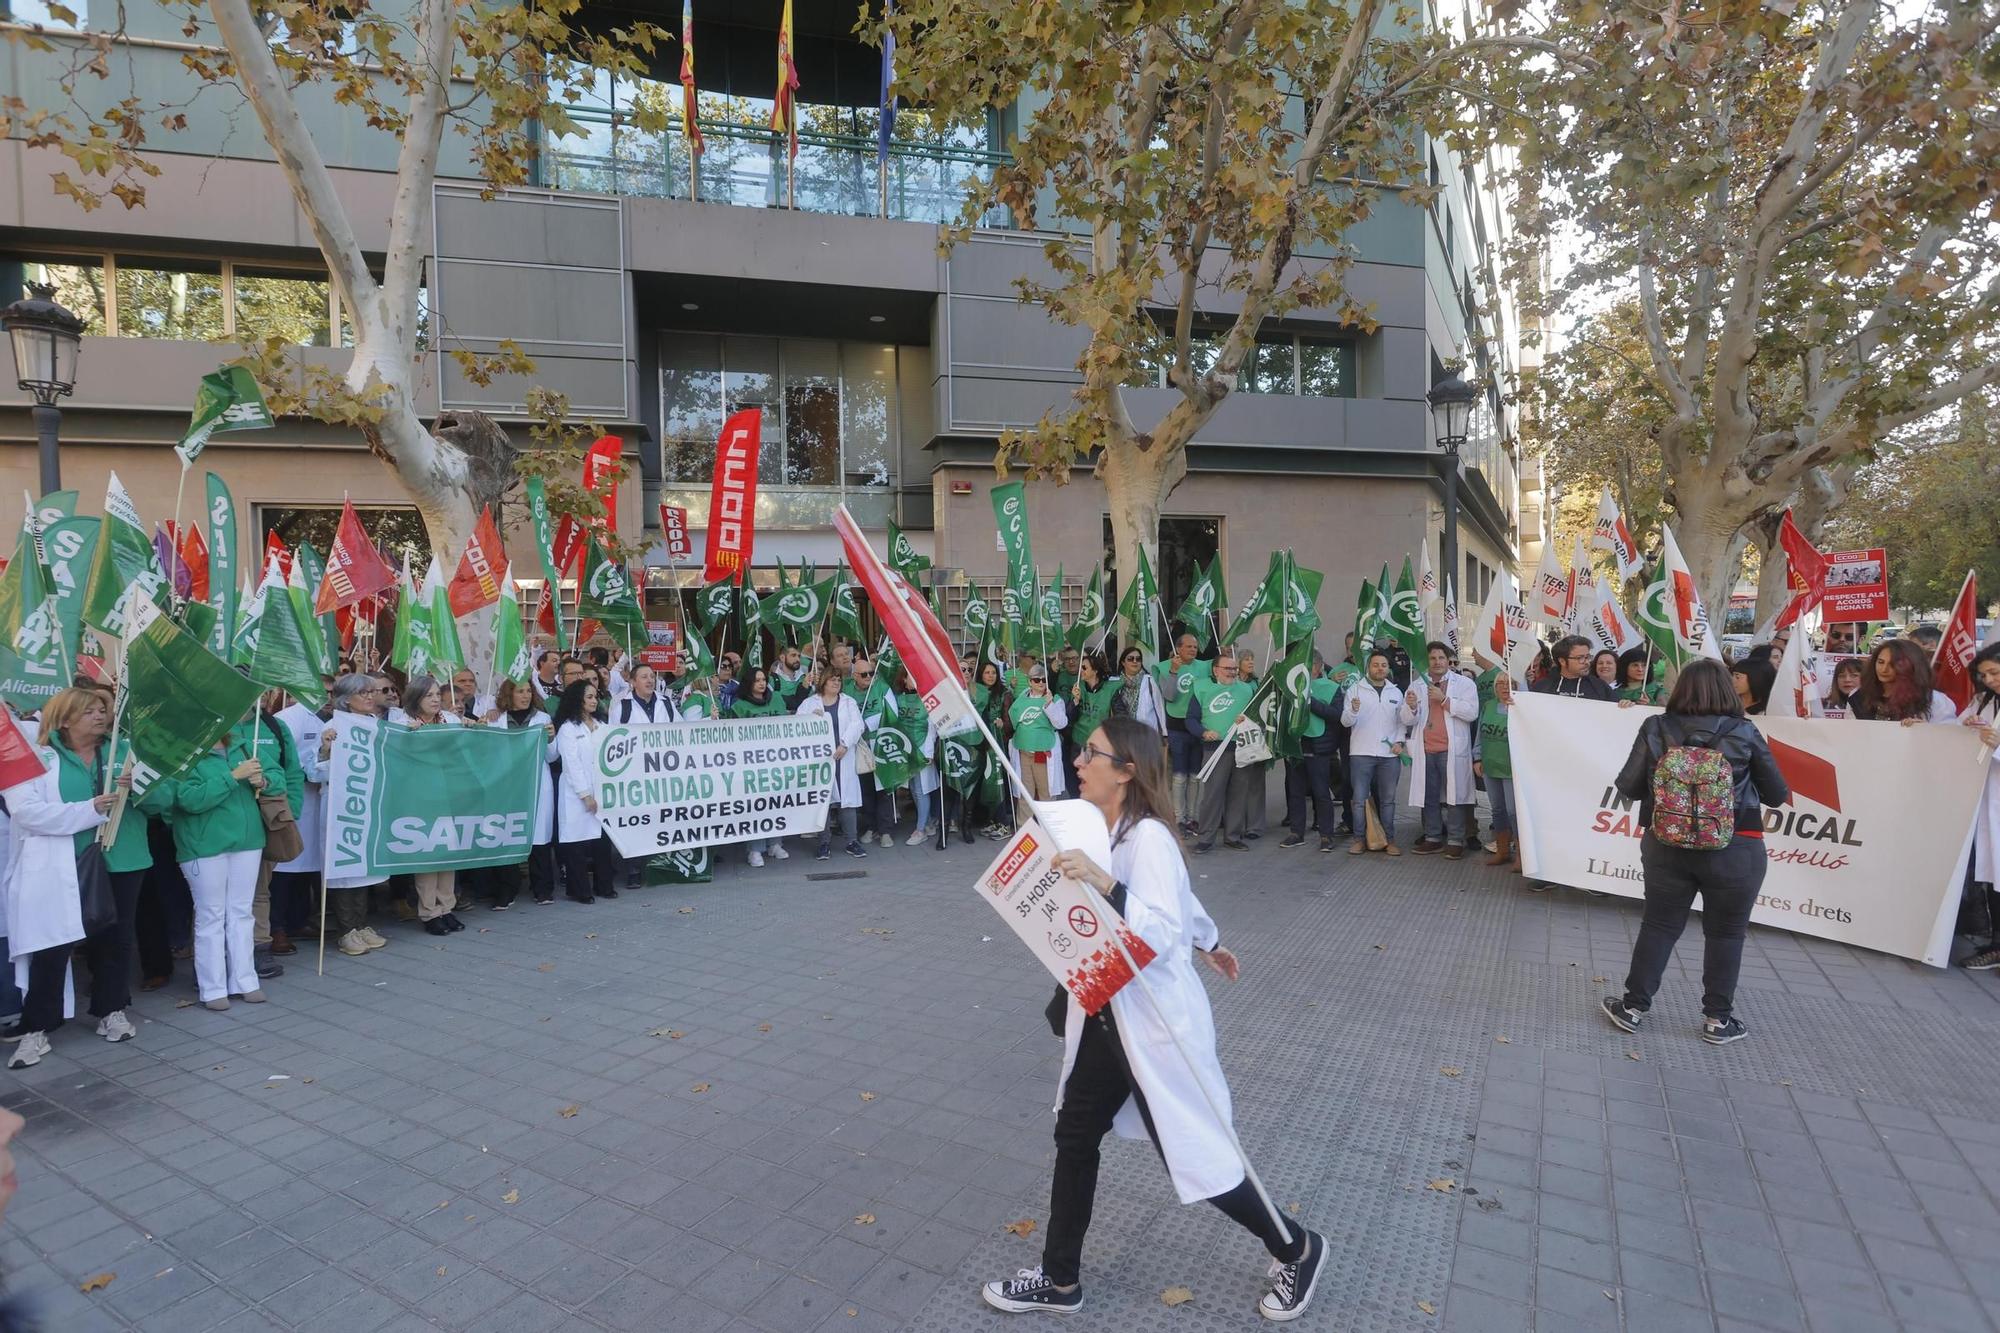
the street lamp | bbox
[3,281,85,496]
[1426,371,1479,629]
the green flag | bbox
[1222,552,1282,646]
[230,566,261,667]
[829,567,863,643]
[42,514,100,667]
[578,535,644,630]
[289,547,336,679]
[1175,555,1225,649]
[389,561,423,675]
[424,555,467,675]
[737,577,764,669]
[175,365,273,467]
[681,625,717,678]
[203,473,238,658]
[1114,544,1161,659]
[522,476,570,650]
[886,521,930,581]
[1275,554,1324,652]
[493,565,531,684]
[940,724,982,796]
[30,491,77,528]
[991,480,1035,624]
[1351,569,1390,670]
[1037,565,1065,659]
[695,576,735,633]
[1067,567,1104,651]
[1384,556,1426,664]
[643,846,713,886]
[1636,572,1689,670]
[81,471,168,637]
[119,597,262,796]
[246,555,327,707]
[1240,635,1313,763]
[0,511,71,709]
[977,609,1006,676]
[767,572,830,631]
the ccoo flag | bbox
[316,496,396,613]
[1932,570,1980,712]
[447,506,507,617]
[835,504,971,736]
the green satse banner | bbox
[204,473,238,657]
[175,366,273,466]
[0,516,69,709]
[323,718,547,877]
[42,515,100,665]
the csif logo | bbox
[599,726,639,777]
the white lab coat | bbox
[799,693,864,807]
[273,703,328,874]
[325,712,389,890]
[489,713,559,845]
[554,719,604,842]
[1341,679,1410,757]
[2,750,100,959]
[1054,817,1236,1205]
[1961,697,2000,884]
[1007,694,1070,797]
[1403,671,1480,807]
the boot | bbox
[1485,832,1513,867]
[269,929,296,957]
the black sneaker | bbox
[1702,1016,1747,1046]
[424,919,451,936]
[1600,996,1642,1033]
[442,913,466,932]
[1963,945,2000,971]
[845,841,869,859]
[253,949,284,979]
[1258,1229,1326,1322]
[598,887,620,900]
[815,844,832,861]
[1318,837,1334,853]
[1278,835,1306,849]
[981,1266,1081,1315]
[1243,831,1262,841]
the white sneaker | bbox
[880,832,896,848]
[747,850,765,868]
[770,845,790,860]
[358,927,389,949]
[908,829,929,846]
[96,1011,136,1043]
[7,1032,48,1069]
[337,930,369,957]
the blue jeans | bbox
[1487,776,1514,834]
[1349,754,1401,844]
[1422,751,1467,845]
[1168,724,1201,775]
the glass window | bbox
[842,344,896,489]
[115,257,224,340]
[722,335,781,480]
[4,256,106,330]
[338,274,429,352]
[233,267,330,347]
[781,338,840,486]
[661,333,723,482]
[1241,337,1295,394]
[1298,339,1355,398]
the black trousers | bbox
[81,869,146,1017]
[558,834,620,902]
[1334,729,1356,829]
[1622,833,1765,1019]
[1284,753,1336,838]
[20,943,73,1034]
[268,870,315,937]
[134,844,192,982]
[1041,1008,1303,1286]
[857,772,882,836]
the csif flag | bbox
[1175,554,1225,648]
[886,521,930,581]
[1637,527,1721,666]
[1932,570,1979,711]
[578,534,645,629]
[522,476,571,651]
[835,504,971,737]
[1114,544,1160,659]
[447,506,507,617]
[1384,556,1426,664]
[1067,567,1105,651]
[1591,485,1643,580]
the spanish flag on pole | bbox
[678,0,702,155]
[771,0,799,162]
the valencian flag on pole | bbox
[1176,555,1223,649]
[246,554,327,708]
[1114,544,1161,660]
[770,0,799,163]
[448,506,507,617]
[0,508,70,709]
[174,365,272,467]
[678,0,703,157]
[834,504,972,737]
[703,408,762,583]
[523,476,571,650]
[81,473,168,637]
[492,565,533,685]
[120,595,261,796]
[1067,567,1104,651]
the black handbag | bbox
[76,841,116,936]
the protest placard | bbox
[589,713,836,858]
[323,717,547,878]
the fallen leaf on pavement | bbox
[677,906,696,914]
[1440,1066,1463,1078]
[1371,944,1384,951]
[1417,1299,1436,1315]
[535,963,554,972]
[650,1029,684,1039]
[1161,1286,1194,1307]
[1474,1196,1502,1212]
[558,1104,580,1118]
[501,1189,519,1204]
[302,1077,314,1084]
[853,1213,875,1225]
[1003,1219,1035,1237]
[78,1273,114,1293]
[538,1017,551,1023]
[692,1083,711,1094]
[1626,1050,1642,1061]
[859,1091,876,1102]
[1495,1036,1511,1044]
[1285,1202,1302,1216]
[1591,976,1606,983]
[1426,1178,1456,1193]
[585,933,597,939]
[435,1266,447,1278]
[756,1023,772,1033]
[174,999,194,1009]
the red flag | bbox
[178,524,210,604]
[1773,509,1829,631]
[834,504,970,735]
[1933,570,1979,711]
[536,591,558,638]
[317,497,397,613]
[770,0,799,162]
[660,503,692,561]
[263,530,293,579]
[75,654,109,684]
[334,603,356,652]
[584,435,623,536]
[447,506,507,617]
[703,408,763,582]
[577,618,602,646]
[0,708,46,790]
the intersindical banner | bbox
[324,717,548,878]
[589,713,836,858]
[1510,695,1983,966]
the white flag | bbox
[1531,542,1570,625]
[1470,574,1536,679]
[1774,619,1825,718]
[1591,486,1645,580]
[1441,574,1459,654]
[1562,535,1595,634]
[1659,527,1723,662]
[1587,587,1645,654]
[1418,544,1440,610]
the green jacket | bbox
[241,716,304,817]
[1300,676,1339,740]
[166,737,266,861]
[1072,678,1119,741]
[49,737,171,872]
[728,690,789,718]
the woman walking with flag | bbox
[982,716,1325,1321]
[167,707,271,1011]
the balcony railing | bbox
[538,119,1010,225]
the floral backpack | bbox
[1650,720,1737,851]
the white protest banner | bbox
[1510,694,1983,965]
[590,713,836,857]
[976,809,1157,1013]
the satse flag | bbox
[704,409,762,582]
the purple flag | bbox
[155,525,192,600]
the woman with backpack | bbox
[1600,659,1788,1046]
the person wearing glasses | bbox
[1008,665,1070,823]
[1109,644,1168,734]
[1530,635,1618,702]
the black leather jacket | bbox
[1614,712,1790,834]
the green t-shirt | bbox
[1054,670,1079,703]
[1191,678,1251,736]
[1072,678,1119,740]
[1156,657,1213,719]
[1009,692,1059,753]
[679,692,714,719]
[1619,682,1665,705]
[1477,693,1511,780]
[728,690,789,718]
[1301,676,1339,740]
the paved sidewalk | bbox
[4,818,1998,1333]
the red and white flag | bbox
[703,408,762,582]
[178,523,210,604]
[1531,543,1570,625]
[447,505,508,617]
[1441,574,1459,653]
[1470,575,1536,679]
[1932,570,1979,712]
[262,529,293,579]
[1774,617,1826,718]
[834,505,971,735]
[1773,508,1830,632]
[316,497,397,613]
[0,707,45,791]
[1591,485,1644,580]
[1418,544,1440,610]
[550,436,626,574]
[1587,588,1645,655]
[659,503,692,561]
[1562,535,1594,634]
